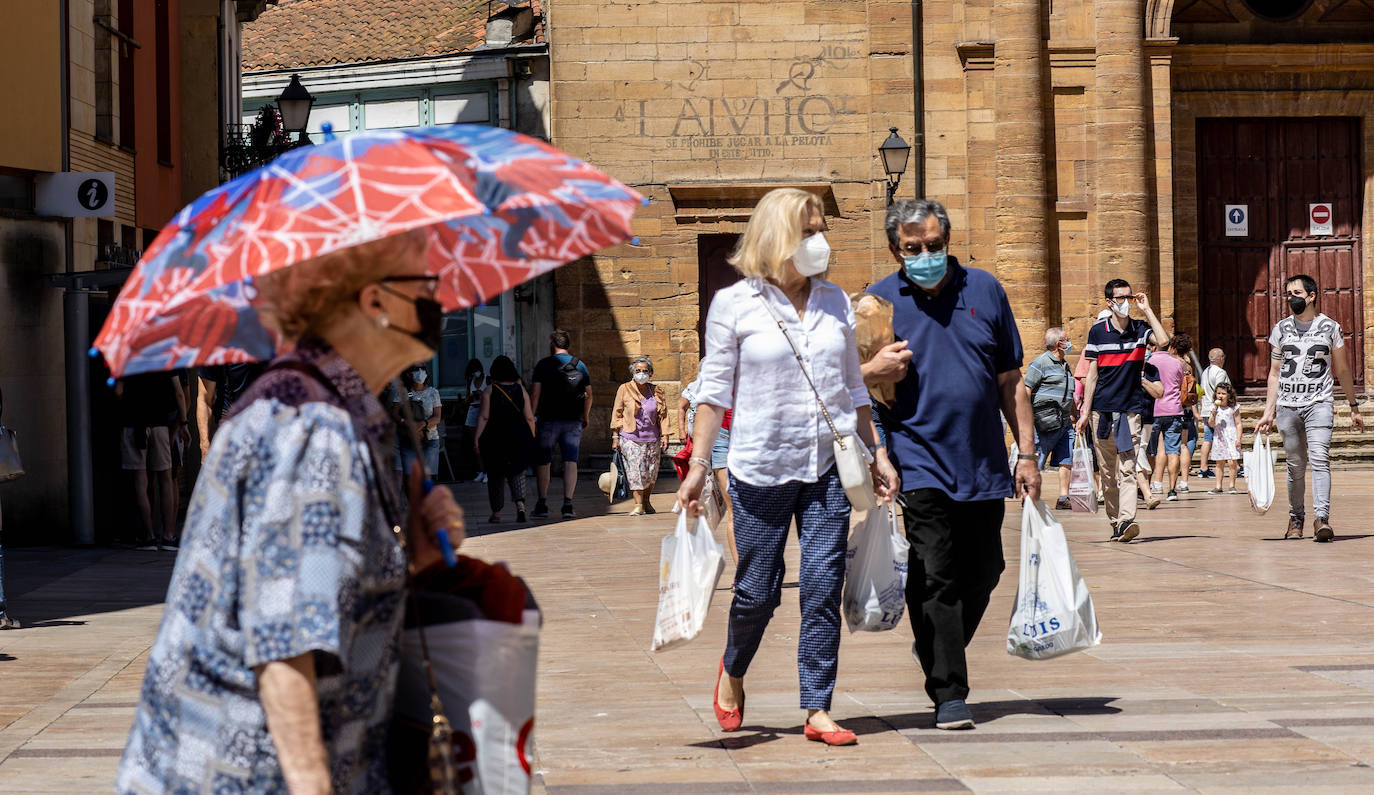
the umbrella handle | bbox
[422,476,459,568]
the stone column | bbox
[994,0,1050,347]
[1094,0,1152,293]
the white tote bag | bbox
[652,510,726,651]
[1007,497,1102,660]
[1068,434,1097,514]
[842,504,910,633]
[1244,434,1275,514]
[397,609,540,795]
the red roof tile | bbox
[243,0,543,72]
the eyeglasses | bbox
[378,275,439,296]
[899,240,945,254]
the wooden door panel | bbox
[1197,117,1363,391]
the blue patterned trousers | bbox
[724,467,849,710]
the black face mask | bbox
[378,282,443,351]
[1288,295,1308,315]
[405,296,443,351]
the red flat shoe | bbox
[712,657,744,732]
[804,722,858,746]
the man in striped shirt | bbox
[1073,279,1169,542]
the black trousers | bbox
[900,488,1006,705]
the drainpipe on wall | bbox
[911,0,925,198]
[60,0,96,545]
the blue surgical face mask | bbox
[902,250,948,289]
[1059,339,1073,354]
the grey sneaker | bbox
[935,699,975,730]
[0,615,19,630]
[1118,520,1140,543]
[1167,489,1178,502]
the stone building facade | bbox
[548,1,917,446]
[550,0,1374,444]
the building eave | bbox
[241,44,547,98]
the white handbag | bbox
[755,293,877,511]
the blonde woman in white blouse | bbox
[677,187,898,746]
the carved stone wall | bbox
[548,1,916,449]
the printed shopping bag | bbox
[842,504,910,633]
[393,558,541,795]
[1007,497,1102,660]
[1068,434,1097,513]
[1244,434,1275,514]
[652,510,726,651]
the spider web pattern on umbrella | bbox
[94,125,643,378]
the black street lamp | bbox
[276,74,316,137]
[879,127,912,206]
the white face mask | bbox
[791,232,830,276]
[632,371,650,384]
[412,370,427,385]
[1109,298,1131,317]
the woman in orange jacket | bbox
[611,356,671,515]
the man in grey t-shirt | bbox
[1256,274,1364,541]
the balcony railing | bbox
[220,123,299,181]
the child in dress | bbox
[1207,383,1243,494]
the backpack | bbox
[1180,361,1198,407]
[553,355,589,401]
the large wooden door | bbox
[697,233,741,353]
[1197,117,1364,391]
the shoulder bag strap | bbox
[753,291,848,450]
[492,382,522,410]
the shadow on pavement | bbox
[2,546,175,625]
[1130,535,1218,543]
[687,697,1124,747]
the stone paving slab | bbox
[4,470,1374,791]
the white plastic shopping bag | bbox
[842,504,910,632]
[652,510,726,651]
[1244,434,1275,514]
[1068,434,1097,514]
[1007,441,1019,477]
[394,562,541,795]
[1007,497,1102,660]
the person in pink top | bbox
[1141,333,1192,501]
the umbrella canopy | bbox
[93,124,644,378]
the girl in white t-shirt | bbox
[1207,383,1243,494]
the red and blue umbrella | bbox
[93,124,644,378]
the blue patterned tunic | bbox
[117,340,408,794]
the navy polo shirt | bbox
[867,258,1023,501]
[1083,317,1151,414]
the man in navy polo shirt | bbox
[1073,279,1169,542]
[865,199,1039,732]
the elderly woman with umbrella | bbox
[102,125,641,793]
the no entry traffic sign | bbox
[1310,203,1333,236]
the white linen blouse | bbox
[694,276,870,486]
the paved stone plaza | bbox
[6,469,1374,793]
